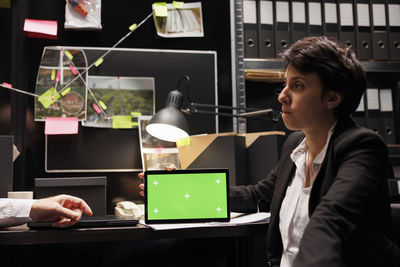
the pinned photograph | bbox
[138,116,180,171]
[82,76,154,128]
[152,2,204,38]
[34,47,88,121]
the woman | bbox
[230,36,400,266]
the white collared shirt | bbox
[279,122,337,267]
[0,198,35,227]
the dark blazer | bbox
[231,117,400,267]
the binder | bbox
[323,0,339,40]
[394,82,400,143]
[387,0,400,60]
[307,0,323,36]
[365,87,381,134]
[339,0,356,50]
[290,0,307,43]
[275,0,291,54]
[243,0,259,58]
[379,88,396,144]
[355,0,373,60]
[351,93,367,127]
[371,0,389,60]
[258,0,276,58]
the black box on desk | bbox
[177,133,247,186]
[0,135,13,198]
[245,132,286,185]
[34,176,107,216]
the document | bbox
[145,212,271,230]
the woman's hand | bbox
[138,164,177,197]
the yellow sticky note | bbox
[38,87,60,109]
[153,2,168,17]
[61,87,71,96]
[51,69,56,80]
[132,122,138,127]
[130,112,142,116]
[113,115,132,129]
[65,51,74,60]
[129,23,137,31]
[172,1,184,8]
[94,58,104,67]
[176,137,191,147]
[98,100,107,110]
[0,0,11,8]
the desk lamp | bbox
[146,76,278,142]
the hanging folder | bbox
[339,0,356,50]
[351,93,367,127]
[379,88,396,144]
[258,0,276,58]
[356,0,373,60]
[290,0,307,43]
[243,0,259,58]
[388,0,400,60]
[308,0,323,36]
[275,0,291,54]
[323,0,339,40]
[371,0,389,60]
[366,87,381,134]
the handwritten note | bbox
[45,117,79,135]
[112,115,132,129]
[153,2,168,17]
[0,0,11,8]
[39,87,60,109]
[92,103,101,114]
[61,87,71,96]
[69,64,78,75]
[98,100,107,110]
[24,19,58,40]
[172,1,184,9]
[1,82,12,88]
[94,58,104,67]
[129,23,137,31]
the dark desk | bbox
[0,221,268,267]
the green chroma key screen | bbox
[144,169,230,224]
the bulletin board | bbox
[45,46,218,172]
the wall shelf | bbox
[244,58,400,73]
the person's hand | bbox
[29,194,93,228]
[138,164,177,197]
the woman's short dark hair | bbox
[280,36,366,118]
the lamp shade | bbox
[146,89,189,142]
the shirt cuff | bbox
[12,199,36,218]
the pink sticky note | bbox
[1,82,12,88]
[69,65,77,75]
[55,70,60,82]
[92,103,101,114]
[24,19,58,40]
[45,117,78,135]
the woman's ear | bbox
[326,90,343,110]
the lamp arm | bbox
[188,102,263,112]
[183,102,279,121]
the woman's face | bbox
[278,64,333,132]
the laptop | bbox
[27,215,139,229]
[144,168,230,224]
